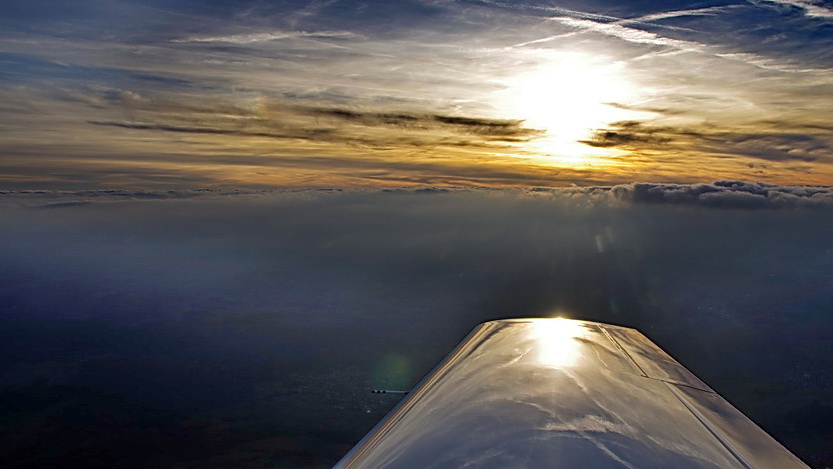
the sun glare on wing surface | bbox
[499,54,651,166]
[532,318,589,368]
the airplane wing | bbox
[334,318,808,468]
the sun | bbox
[498,53,649,165]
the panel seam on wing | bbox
[664,382,754,469]
[599,325,650,378]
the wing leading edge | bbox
[334,318,808,468]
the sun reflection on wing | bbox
[532,317,590,368]
[499,53,652,165]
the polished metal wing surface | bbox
[334,318,808,469]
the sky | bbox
[1,0,833,189]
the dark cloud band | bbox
[4,181,832,210]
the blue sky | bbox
[1,0,832,188]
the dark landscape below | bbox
[1,186,832,468]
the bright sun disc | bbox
[500,53,648,165]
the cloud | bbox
[756,0,833,19]
[713,52,830,73]
[88,119,340,141]
[0,189,247,208]
[4,181,832,210]
[581,121,832,163]
[604,180,833,208]
[477,0,717,32]
[507,181,833,209]
[172,30,362,44]
[475,0,625,22]
[509,4,748,49]
[487,3,737,49]
[514,4,830,75]
[35,200,93,209]
[631,6,741,23]
[580,122,672,148]
[551,17,697,49]
[87,100,544,150]
[305,106,534,137]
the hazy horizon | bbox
[2,186,833,467]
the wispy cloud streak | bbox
[630,6,741,23]
[173,30,362,44]
[551,17,702,49]
[756,0,833,19]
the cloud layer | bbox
[4,180,832,210]
[604,180,833,208]
[88,102,542,148]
